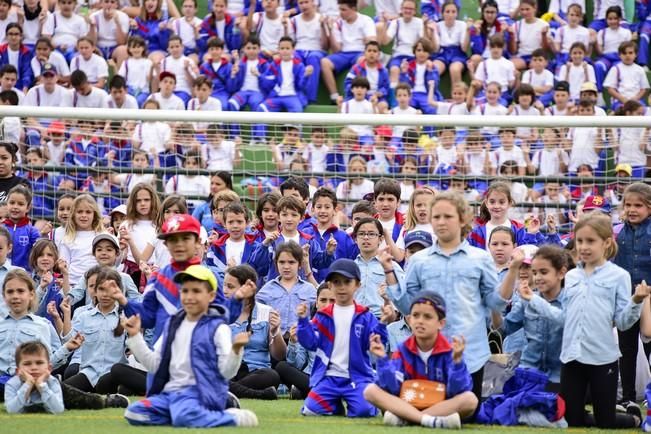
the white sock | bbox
[421,415,436,428]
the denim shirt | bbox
[230,303,272,372]
[69,305,127,386]
[503,291,564,383]
[287,340,314,374]
[530,261,641,365]
[397,240,504,373]
[614,217,651,287]
[256,277,317,334]
[68,271,142,305]
[387,318,411,354]
[4,374,64,414]
[0,314,70,375]
[354,255,405,318]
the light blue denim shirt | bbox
[256,277,317,334]
[230,303,272,372]
[396,240,504,373]
[0,314,70,375]
[68,271,142,305]
[354,255,405,318]
[69,304,127,386]
[529,261,641,366]
[387,318,411,353]
[286,341,314,374]
[4,374,64,414]
[503,291,564,383]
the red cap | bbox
[158,214,201,239]
[374,125,393,138]
[159,71,177,82]
[47,121,65,134]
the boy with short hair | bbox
[374,178,404,244]
[70,70,109,109]
[490,127,526,176]
[250,196,336,283]
[521,49,554,106]
[472,34,516,105]
[149,71,186,111]
[337,76,377,143]
[344,41,390,112]
[544,81,572,117]
[0,65,24,103]
[122,265,258,428]
[0,23,33,92]
[188,76,223,133]
[309,188,357,282]
[107,75,138,109]
[280,176,315,232]
[364,291,477,428]
[207,202,259,276]
[4,341,64,414]
[604,41,650,110]
[398,38,439,115]
[566,99,604,173]
[155,35,199,105]
[198,0,242,55]
[296,258,392,417]
[198,37,233,109]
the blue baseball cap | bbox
[410,290,446,318]
[404,231,433,249]
[324,259,361,282]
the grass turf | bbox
[0,399,639,433]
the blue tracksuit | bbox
[4,217,40,270]
[467,219,561,250]
[131,17,170,53]
[297,302,387,417]
[376,334,473,399]
[227,56,272,139]
[399,60,441,114]
[198,57,232,108]
[198,13,241,54]
[64,137,99,186]
[125,304,236,428]
[344,60,390,102]
[205,233,259,282]
[0,43,33,90]
[303,223,358,282]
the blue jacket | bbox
[476,368,563,426]
[399,59,442,98]
[199,58,232,96]
[124,258,226,344]
[376,334,473,398]
[198,13,241,54]
[304,223,358,282]
[0,43,33,90]
[468,220,561,250]
[249,230,334,283]
[131,17,170,53]
[297,302,387,387]
[344,60,390,100]
[229,56,273,95]
[26,173,60,219]
[4,218,40,270]
[150,304,229,411]
[263,57,308,105]
[613,217,651,288]
[206,233,259,279]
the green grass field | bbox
[0,399,640,433]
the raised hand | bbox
[518,278,534,301]
[510,248,526,268]
[121,314,141,337]
[633,280,651,304]
[451,336,466,363]
[263,231,280,246]
[40,271,53,289]
[380,303,396,324]
[232,331,250,353]
[546,214,557,234]
[377,246,394,272]
[326,237,337,254]
[269,310,281,337]
[525,214,541,234]
[46,301,60,320]
[296,303,308,319]
[65,332,85,351]
[369,333,386,358]
[59,298,71,318]
[289,325,298,343]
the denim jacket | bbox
[614,217,651,288]
[503,291,564,383]
[397,241,503,373]
[256,277,317,334]
[529,261,641,365]
[230,303,272,372]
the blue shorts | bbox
[302,376,377,418]
[433,46,467,65]
[388,55,413,70]
[515,54,532,65]
[99,45,116,59]
[327,51,362,74]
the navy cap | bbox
[404,231,433,249]
[554,81,570,92]
[42,63,57,76]
[325,259,361,282]
[410,290,446,318]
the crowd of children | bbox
[0,161,648,430]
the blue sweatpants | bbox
[594,53,620,92]
[638,19,651,66]
[256,95,305,137]
[296,50,326,103]
[302,376,377,418]
[124,386,236,428]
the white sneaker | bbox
[226,408,259,427]
[436,413,461,430]
[383,411,407,426]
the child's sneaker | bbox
[383,411,407,426]
[226,391,241,409]
[105,393,130,408]
[435,413,461,430]
[226,408,259,427]
[289,385,303,400]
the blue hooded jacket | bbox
[4,217,40,270]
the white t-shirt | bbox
[474,57,516,92]
[21,84,72,107]
[107,94,139,109]
[603,63,650,100]
[118,57,153,91]
[160,55,197,94]
[548,0,585,15]
[490,146,526,169]
[471,102,508,136]
[43,12,89,48]
[89,10,130,48]
[169,16,202,50]
[241,59,260,92]
[225,238,245,266]
[278,60,296,96]
[544,105,570,116]
[336,178,374,214]
[531,148,570,176]
[133,121,172,154]
[333,14,376,52]
[413,63,427,93]
[556,62,596,100]
[568,126,601,171]
[436,101,469,132]
[46,140,66,165]
[288,13,323,52]
[59,230,99,287]
[616,127,648,167]
[23,14,48,45]
[485,219,509,245]
[31,51,70,78]
[121,219,157,263]
[325,303,355,378]
[165,175,211,209]
[302,143,329,173]
[554,24,590,54]
[368,0,401,16]
[390,105,419,138]
[115,173,156,192]
[594,0,625,20]
[149,92,186,110]
[437,20,466,47]
[597,26,631,54]
[204,140,237,171]
[341,98,374,136]
[71,87,109,109]
[0,11,18,44]
[386,17,424,57]
[522,69,554,89]
[70,53,109,84]
[515,18,548,57]
[510,104,540,138]
[252,13,284,53]
[435,145,457,171]
[187,96,222,131]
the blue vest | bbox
[149,304,229,411]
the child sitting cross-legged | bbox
[364,290,478,428]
